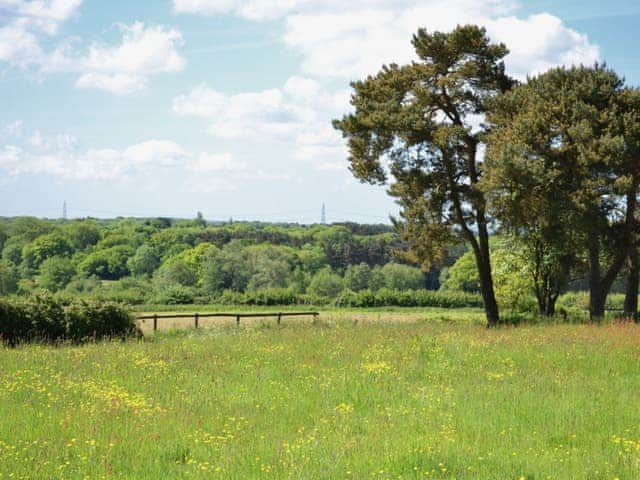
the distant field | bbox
[2,319,639,479]
[134,307,487,333]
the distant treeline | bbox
[0,216,449,305]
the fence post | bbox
[195,312,199,329]
[236,314,240,326]
[277,312,281,325]
[153,313,158,332]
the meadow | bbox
[1,313,640,479]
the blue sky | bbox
[1,0,639,223]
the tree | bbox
[22,233,74,269]
[380,263,424,291]
[0,260,18,295]
[442,240,534,313]
[78,245,134,280]
[333,25,514,325]
[64,221,101,250]
[127,245,161,277]
[39,257,76,292]
[153,258,198,289]
[308,267,343,298]
[344,263,373,291]
[485,65,640,319]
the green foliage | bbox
[333,25,513,324]
[307,267,343,297]
[152,285,197,305]
[485,65,640,318]
[2,237,25,265]
[39,257,76,292]
[217,288,301,306]
[127,244,161,277]
[380,263,424,290]
[343,263,372,291]
[78,245,134,280]
[442,241,535,313]
[0,260,19,295]
[0,295,136,345]
[440,253,479,293]
[334,288,483,308]
[65,300,138,341]
[63,221,101,250]
[22,233,74,269]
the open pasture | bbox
[134,308,486,333]
[1,317,640,479]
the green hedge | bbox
[0,295,138,345]
[334,288,484,308]
[212,287,483,308]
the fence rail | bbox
[137,311,320,331]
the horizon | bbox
[2,0,640,222]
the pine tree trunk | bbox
[475,227,500,326]
[624,251,639,319]
[588,230,606,320]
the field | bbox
[2,313,640,479]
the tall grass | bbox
[1,319,639,478]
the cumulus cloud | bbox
[173,76,349,164]
[0,1,186,95]
[172,0,600,174]
[0,0,82,34]
[70,22,184,94]
[174,0,599,81]
[0,127,243,181]
[0,0,81,68]
[41,22,186,94]
[189,152,246,173]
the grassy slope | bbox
[1,317,639,479]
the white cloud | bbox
[173,83,307,139]
[171,0,601,174]
[173,76,349,165]
[0,0,81,68]
[0,4,186,95]
[0,137,188,180]
[48,22,186,94]
[489,13,600,78]
[0,0,82,34]
[174,0,599,81]
[189,152,246,172]
[0,128,248,184]
[1,121,24,138]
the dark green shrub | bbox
[152,285,196,305]
[0,295,137,345]
[66,301,137,341]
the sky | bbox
[1,0,639,224]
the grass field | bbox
[2,314,640,479]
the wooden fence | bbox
[137,311,320,331]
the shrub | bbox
[39,257,76,292]
[334,288,483,308]
[380,263,424,290]
[308,267,343,297]
[152,285,196,305]
[66,301,137,341]
[0,295,137,345]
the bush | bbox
[152,285,196,305]
[39,256,76,292]
[308,268,343,297]
[334,288,483,308]
[216,288,300,306]
[380,263,424,290]
[0,295,137,345]
[66,301,137,341]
